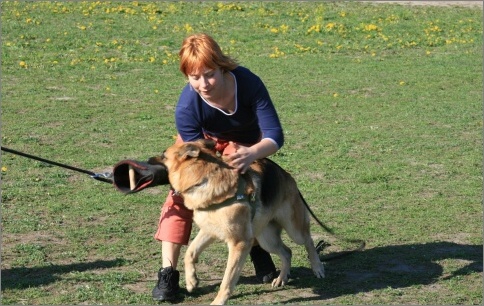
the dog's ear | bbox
[179,143,201,159]
[147,154,163,165]
[197,139,217,151]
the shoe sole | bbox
[152,295,176,302]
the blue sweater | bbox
[175,66,284,148]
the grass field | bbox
[1,1,482,305]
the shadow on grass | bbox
[1,258,126,290]
[269,241,483,303]
[178,242,482,303]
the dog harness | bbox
[191,177,257,220]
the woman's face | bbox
[187,67,224,101]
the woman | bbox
[152,33,284,301]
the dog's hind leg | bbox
[303,236,325,278]
[184,230,216,293]
[211,239,252,305]
[256,222,292,288]
[282,214,325,279]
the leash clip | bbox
[91,172,113,183]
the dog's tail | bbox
[299,190,335,235]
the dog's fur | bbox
[150,139,325,305]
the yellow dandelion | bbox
[184,23,193,33]
[364,24,378,31]
[399,81,406,86]
[269,47,285,58]
[19,61,27,68]
[1,166,7,172]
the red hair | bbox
[179,33,238,77]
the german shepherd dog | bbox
[149,139,325,305]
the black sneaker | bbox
[152,266,180,301]
[250,245,276,283]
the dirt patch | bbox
[365,1,482,8]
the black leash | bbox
[1,146,113,183]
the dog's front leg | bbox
[184,230,215,293]
[211,240,252,305]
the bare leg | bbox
[162,241,183,268]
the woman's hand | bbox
[226,139,279,174]
[226,142,255,174]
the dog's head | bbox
[148,139,217,171]
[148,139,240,209]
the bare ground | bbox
[364,1,482,8]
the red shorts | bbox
[153,134,254,244]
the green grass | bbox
[1,1,482,305]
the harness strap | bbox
[194,178,257,219]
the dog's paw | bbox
[271,275,288,288]
[185,276,199,293]
[314,269,325,279]
[313,262,325,278]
